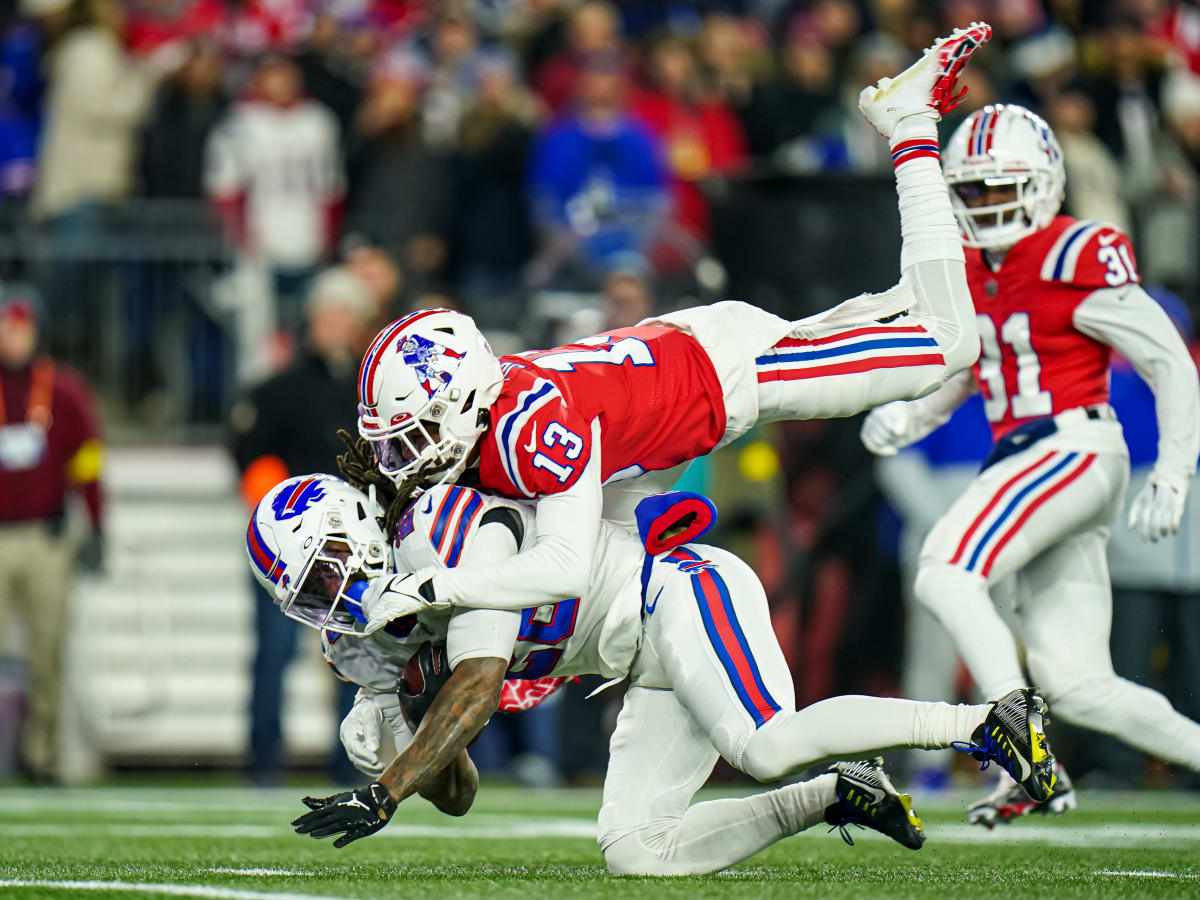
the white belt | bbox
[1053,404,1117,429]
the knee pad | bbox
[913,564,979,621]
[603,833,669,877]
[739,722,806,783]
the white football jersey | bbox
[205,99,342,267]
[385,484,645,680]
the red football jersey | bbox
[476,326,726,498]
[965,216,1140,440]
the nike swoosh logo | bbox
[645,587,664,614]
[523,424,538,454]
[1098,232,1120,246]
[423,497,433,515]
[849,779,886,804]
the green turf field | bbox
[1,783,1198,898]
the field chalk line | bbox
[1095,870,1200,880]
[0,881,354,900]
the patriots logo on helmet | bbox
[271,478,328,521]
[400,334,466,399]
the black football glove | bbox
[398,641,452,729]
[291,782,398,848]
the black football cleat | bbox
[824,757,925,850]
[955,688,1058,803]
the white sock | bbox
[740,696,992,780]
[604,774,837,876]
[891,114,964,269]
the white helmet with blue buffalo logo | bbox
[247,475,390,634]
[944,104,1066,251]
[357,309,503,488]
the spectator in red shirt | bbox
[630,33,747,243]
[0,293,104,783]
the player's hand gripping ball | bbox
[398,641,452,730]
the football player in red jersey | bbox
[862,103,1200,825]
[355,24,991,613]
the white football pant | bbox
[914,418,1200,770]
[597,543,992,875]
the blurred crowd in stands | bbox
[6,0,1200,347]
[3,0,1200,789]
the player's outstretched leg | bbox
[1018,532,1200,774]
[644,25,991,444]
[824,758,925,850]
[753,23,991,423]
[640,544,1060,797]
[599,688,925,876]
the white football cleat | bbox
[858,21,992,140]
[966,762,1077,829]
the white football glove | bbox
[1128,471,1189,543]
[340,690,415,777]
[361,571,445,635]
[861,402,917,456]
[339,691,387,777]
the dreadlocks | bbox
[335,429,427,541]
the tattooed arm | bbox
[378,656,506,809]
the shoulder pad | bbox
[1039,220,1139,289]
[398,484,489,569]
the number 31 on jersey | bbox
[976,311,1051,422]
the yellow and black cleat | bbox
[824,757,925,850]
[955,688,1059,804]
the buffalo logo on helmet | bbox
[271,478,328,521]
[400,334,465,399]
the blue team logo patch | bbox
[271,478,327,521]
[401,334,465,398]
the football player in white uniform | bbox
[248,474,1058,874]
[861,104,1200,825]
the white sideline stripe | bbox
[1096,870,1200,880]
[0,881,354,900]
[930,823,1200,848]
[202,870,313,878]
[2,820,1199,847]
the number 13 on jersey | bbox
[531,421,585,483]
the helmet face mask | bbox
[944,105,1066,252]
[248,476,391,635]
[357,310,503,488]
[279,523,389,634]
[367,402,467,488]
[950,174,1039,250]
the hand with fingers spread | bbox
[1128,471,1189,542]
[292,783,398,848]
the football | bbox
[401,641,448,696]
[398,641,451,728]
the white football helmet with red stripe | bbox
[944,104,1065,251]
[247,475,390,634]
[357,309,503,488]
